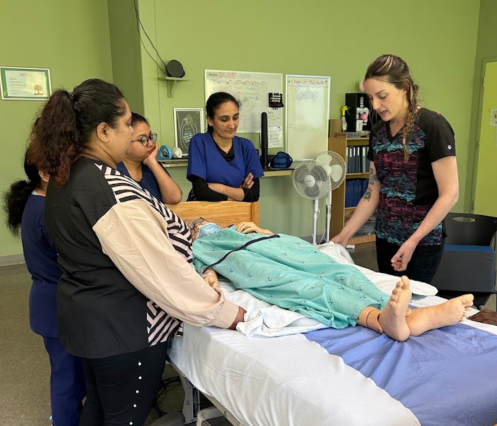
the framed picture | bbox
[174,108,204,157]
[1,66,52,100]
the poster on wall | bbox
[205,70,284,147]
[174,108,204,157]
[286,74,330,160]
[0,67,51,100]
[490,108,497,126]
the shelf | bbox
[158,76,189,98]
[346,139,369,146]
[158,159,188,168]
[158,160,293,177]
[336,132,369,139]
[328,124,373,246]
[262,170,293,177]
[346,173,369,179]
[344,207,355,221]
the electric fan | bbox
[292,160,331,245]
[315,150,346,243]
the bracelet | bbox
[202,272,213,278]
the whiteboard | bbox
[205,70,283,146]
[286,75,331,160]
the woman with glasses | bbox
[117,112,182,204]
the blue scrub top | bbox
[21,194,62,338]
[116,162,166,201]
[186,132,264,200]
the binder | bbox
[354,179,361,206]
[354,147,360,174]
[349,147,354,173]
[347,147,351,173]
[362,178,368,196]
[345,180,353,207]
[361,147,367,173]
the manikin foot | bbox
[406,294,474,336]
[378,276,412,341]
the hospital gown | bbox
[193,227,389,329]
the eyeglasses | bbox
[132,132,158,146]
[187,217,207,240]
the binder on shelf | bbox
[345,180,353,207]
[354,147,359,173]
[346,147,351,173]
[362,178,368,195]
[354,180,360,206]
[346,145,371,174]
[361,146,367,173]
[353,146,357,173]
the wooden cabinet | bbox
[328,120,375,245]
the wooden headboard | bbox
[167,201,259,228]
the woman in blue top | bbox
[117,112,182,204]
[187,92,264,201]
[3,153,86,426]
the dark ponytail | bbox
[3,153,42,236]
[29,79,125,186]
[205,92,240,134]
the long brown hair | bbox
[365,55,420,162]
[28,79,126,186]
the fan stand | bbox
[325,187,332,243]
[312,199,319,246]
[315,151,346,244]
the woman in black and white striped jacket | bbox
[29,78,245,426]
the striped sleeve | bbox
[92,199,239,329]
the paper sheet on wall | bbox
[490,109,497,126]
[269,126,283,148]
[205,70,283,134]
[286,75,330,160]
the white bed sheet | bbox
[169,242,497,426]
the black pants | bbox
[79,342,168,426]
[375,238,445,284]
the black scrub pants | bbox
[79,342,168,426]
[375,237,445,284]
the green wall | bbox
[0,0,113,257]
[467,0,497,213]
[135,0,480,236]
[108,0,144,114]
[0,0,485,257]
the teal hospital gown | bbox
[192,227,389,329]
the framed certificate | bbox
[1,67,52,100]
[174,108,204,157]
